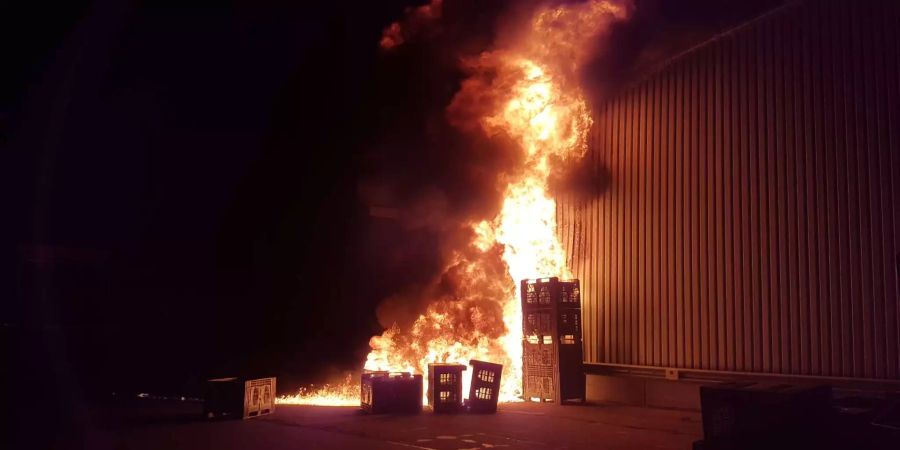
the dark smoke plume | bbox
[359,0,520,331]
[359,0,636,333]
[275,0,791,383]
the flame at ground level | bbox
[277,375,359,406]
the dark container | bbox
[521,277,585,404]
[204,376,276,419]
[360,372,422,414]
[830,394,900,450]
[468,360,502,413]
[699,382,832,449]
[428,363,466,413]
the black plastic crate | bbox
[204,376,276,419]
[468,360,502,413]
[428,364,466,413]
[700,382,832,449]
[523,342,555,400]
[520,277,585,404]
[522,277,581,307]
[360,372,422,414]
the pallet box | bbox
[360,372,422,414]
[205,376,276,419]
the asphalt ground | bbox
[53,401,702,450]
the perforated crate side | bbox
[559,280,580,304]
[524,311,554,337]
[558,309,581,344]
[521,278,582,310]
[524,367,555,401]
[468,360,502,413]
[428,364,466,413]
[521,277,559,308]
[523,342,558,402]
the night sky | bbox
[2,0,784,416]
[3,0,428,404]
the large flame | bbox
[279,0,627,407]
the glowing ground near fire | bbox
[279,0,628,407]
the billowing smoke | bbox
[356,1,630,397]
[274,0,794,405]
[379,0,444,50]
[364,0,625,324]
[359,0,523,332]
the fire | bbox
[279,0,628,407]
[278,374,359,406]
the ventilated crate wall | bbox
[523,280,557,400]
[428,364,465,413]
[521,278,585,402]
[559,0,900,380]
[468,360,502,413]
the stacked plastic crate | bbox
[520,277,585,404]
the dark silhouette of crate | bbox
[204,376,276,419]
[360,371,422,414]
[700,382,832,449]
[428,363,466,413]
[521,277,584,404]
[467,360,502,413]
[205,377,244,419]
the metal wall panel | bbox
[561,0,900,380]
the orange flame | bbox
[280,0,629,407]
[277,374,359,406]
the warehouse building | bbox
[559,0,900,407]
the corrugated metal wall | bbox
[560,0,900,380]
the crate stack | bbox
[520,277,585,404]
[427,363,466,413]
